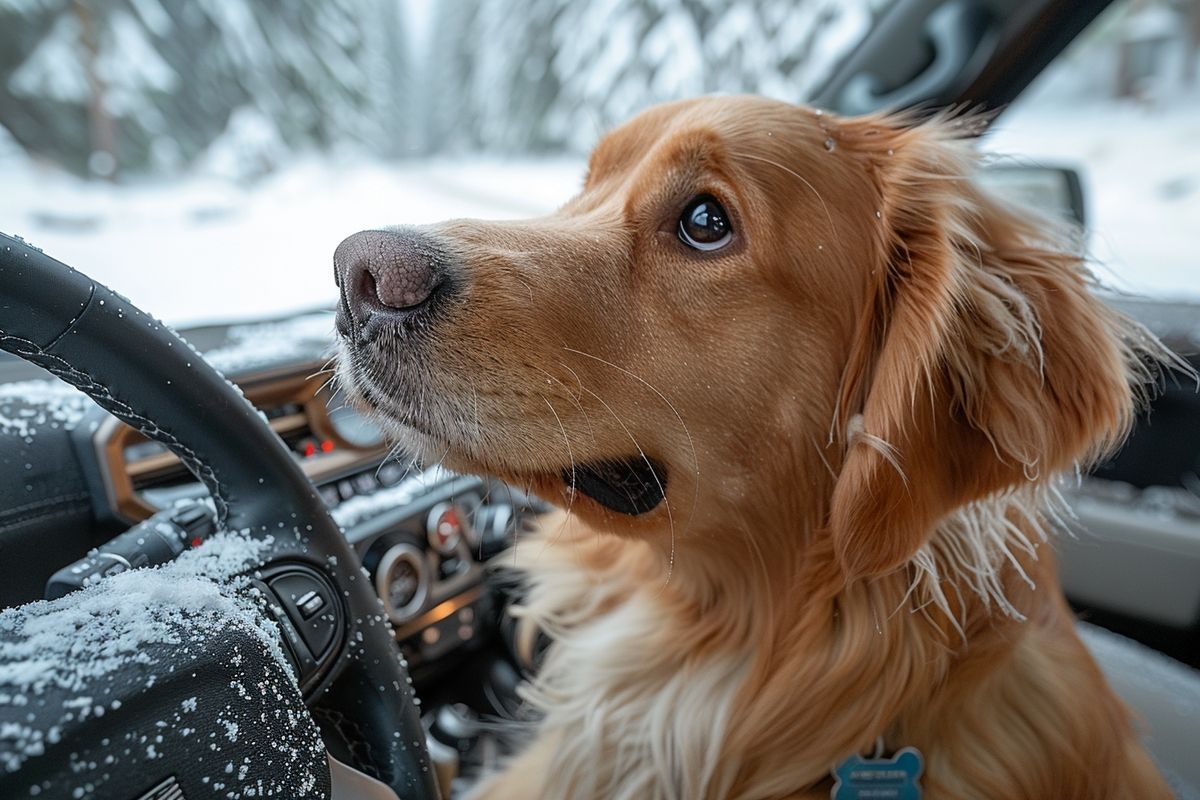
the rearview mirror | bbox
[978,164,1087,228]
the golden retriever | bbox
[333,96,1174,799]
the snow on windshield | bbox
[203,311,337,373]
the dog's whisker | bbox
[562,346,700,538]
[551,361,599,448]
[554,360,587,403]
[538,394,578,552]
[732,150,841,246]
[315,371,340,398]
[578,384,677,591]
[307,354,339,383]
[530,364,596,448]
[372,445,404,483]
[307,366,336,382]
[428,439,453,476]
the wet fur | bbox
[337,97,1174,799]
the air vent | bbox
[125,404,311,492]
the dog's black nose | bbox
[334,228,448,341]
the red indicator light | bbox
[432,507,462,553]
[320,440,335,453]
[190,536,203,548]
[303,442,317,458]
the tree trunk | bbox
[74,0,118,180]
[1184,0,1200,86]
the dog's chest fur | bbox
[526,596,749,799]
[507,524,757,800]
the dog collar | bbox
[830,740,924,800]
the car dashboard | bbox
[0,311,539,716]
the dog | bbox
[333,96,1174,799]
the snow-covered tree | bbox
[420,0,885,155]
[424,0,485,152]
[0,0,412,177]
[0,0,888,173]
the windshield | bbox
[1,0,1195,326]
[986,0,1200,302]
[0,0,885,326]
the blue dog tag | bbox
[830,746,923,800]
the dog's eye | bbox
[678,195,732,251]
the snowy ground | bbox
[988,96,1200,302]
[0,146,585,326]
[1,102,1196,328]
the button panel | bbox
[269,570,339,660]
[253,564,345,692]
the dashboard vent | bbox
[126,402,312,492]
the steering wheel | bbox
[0,232,438,799]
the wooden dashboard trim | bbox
[95,362,387,522]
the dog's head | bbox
[334,96,1155,579]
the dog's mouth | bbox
[339,350,670,516]
[563,458,668,516]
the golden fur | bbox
[337,96,1174,798]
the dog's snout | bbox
[334,228,449,340]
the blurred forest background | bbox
[0,0,889,179]
[4,0,1193,182]
[0,0,1196,319]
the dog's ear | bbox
[827,114,1158,581]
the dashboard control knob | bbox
[472,504,518,560]
[374,542,429,624]
[426,502,466,556]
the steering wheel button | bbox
[267,569,341,661]
[250,578,313,680]
[297,589,325,618]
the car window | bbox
[985,0,1200,301]
[0,0,891,326]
